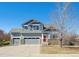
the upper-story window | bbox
[23,25,28,29]
[34,26,39,30]
[31,25,39,30]
[24,26,28,29]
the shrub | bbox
[48,42,51,45]
[69,41,75,46]
[0,39,4,46]
[3,41,10,45]
[0,39,10,46]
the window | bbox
[31,25,39,30]
[23,26,28,29]
[22,25,28,29]
[24,37,40,39]
[13,38,20,39]
[53,34,58,38]
[36,26,39,30]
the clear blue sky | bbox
[0,2,79,34]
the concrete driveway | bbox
[0,45,41,57]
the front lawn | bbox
[40,45,79,54]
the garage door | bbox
[24,37,40,44]
[13,38,20,45]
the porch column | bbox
[48,34,50,40]
[10,35,13,45]
[41,33,43,43]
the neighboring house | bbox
[10,19,59,45]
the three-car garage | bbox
[12,37,41,45]
[12,33,42,45]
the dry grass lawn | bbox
[40,45,79,54]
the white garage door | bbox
[24,37,40,44]
[13,38,20,45]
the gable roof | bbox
[10,28,29,33]
[22,19,43,25]
[44,24,58,31]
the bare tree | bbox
[50,2,78,48]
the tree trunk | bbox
[60,38,63,48]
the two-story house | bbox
[10,19,61,45]
[10,19,54,45]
